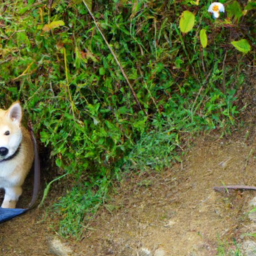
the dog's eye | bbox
[4,131,10,136]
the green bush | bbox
[0,0,254,237]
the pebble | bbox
[137,248,152,256]
[154,248,166,256]
[242,240,256,256]
[248,197,256,222]
[48,237,73,256]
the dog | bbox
[0,102,34,208]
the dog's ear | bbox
[6,102,22,124]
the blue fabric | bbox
[0,208,27,223]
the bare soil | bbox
[82,132,256,256]
[1,127,256,255]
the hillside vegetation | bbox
[0,0,255,237]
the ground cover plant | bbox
[0,0,255,239]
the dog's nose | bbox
[0,147,8,156]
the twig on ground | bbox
[214,185,256,193]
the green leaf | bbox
[75,46,81,69]
[231,39,251,54]
[17,32,31,48]
[179,11,195,33]
[99,67,105,75]
[56,158,62,168]
[226,1,243,21]
[174,57,184,69]
[245,2,256,10]
[200,29,207,48]
[43,20,65,32]
[118,106,129,115]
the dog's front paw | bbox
[1,200,17,209]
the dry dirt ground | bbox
[2,128,256,256]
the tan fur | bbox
[0,102,34,208]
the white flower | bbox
[208,2,225,19]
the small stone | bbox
[242,240,256,256]
[248,197,256,222]
[164,220,175,227]
[154,248,165,256]
[249,197,256,207]
[218,157,232,169]
[137,248,152,256]
[48,237,73,256]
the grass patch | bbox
[217,238,242,256]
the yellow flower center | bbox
[212,5,219,12]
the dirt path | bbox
[1,131,256,255]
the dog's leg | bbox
[1,187,22,208]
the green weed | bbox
[217,238,242,256]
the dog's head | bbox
[0,102,23,161]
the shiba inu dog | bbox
[0,102,34,208]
